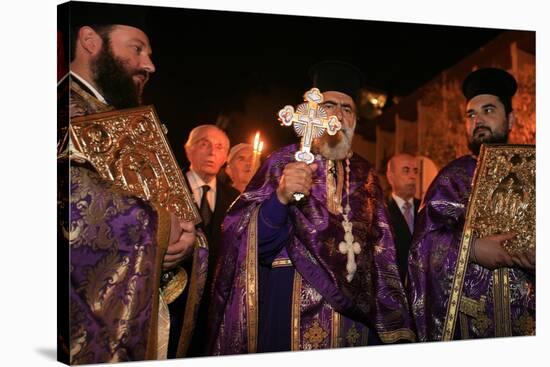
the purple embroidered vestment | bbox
[407,155,536,341]
[207,144,415,355]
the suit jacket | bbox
[182,171,239,269]
[386,196,421,283]
[202,179,240,270]
[178,172,239,357]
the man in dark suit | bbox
[168,124,239,357]
[184,125,240,264]
[386,153,420,283]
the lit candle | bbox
[258,141,264,154]
[253,132,260,151]
[251,132,262,173]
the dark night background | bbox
[67,2,509,167]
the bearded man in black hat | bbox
[407,68,536,341]
[206,61,415,356]
[67,2,157,112]
[58,2,197,364]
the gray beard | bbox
[313,127,354,160]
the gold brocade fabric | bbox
[157,294,170,359]
[304,320,328,349]
[69,166,163,364]
[160,267,188,304]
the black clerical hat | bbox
[70,1,150,33]
[462,67,517,103]
[309,60,364,101]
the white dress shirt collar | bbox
[392,193,414,214]
[186,170,217,210]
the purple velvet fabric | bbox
[407,155,536,341]
[207,144,414,355]
[69,166,160,364]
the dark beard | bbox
[467,127,508,155]
[92,44,141,109]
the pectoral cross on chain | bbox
[278,88,342,200]
[339,220,361,282]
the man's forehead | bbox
[236,149,253,157]
[322,91,354,105]
[196,128,228,143]
[467,94,502,109]
[396,156,417,167]
[111,25,151,46]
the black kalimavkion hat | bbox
[462,67,517,103]
[309,60,364,101]
[70,1,150,33]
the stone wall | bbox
[353,30,535,199]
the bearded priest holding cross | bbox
[206,61,415,355]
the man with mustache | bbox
[207,61,415,355]
[58,3,196,363]
[407,68,536,341]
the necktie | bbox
[199,185,212,227]
[402,201,414,234]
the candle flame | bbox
[253,132,260,151]
[258,141,264,154]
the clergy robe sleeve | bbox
[257,192,292,265]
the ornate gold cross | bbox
[278,88,342,200]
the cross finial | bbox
[278,88,342,201]
[278,88,342,165]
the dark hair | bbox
[498,96,513,115]
[69,24,114,62]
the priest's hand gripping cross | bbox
[278,88,342,201]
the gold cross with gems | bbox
[278,88,342,200]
